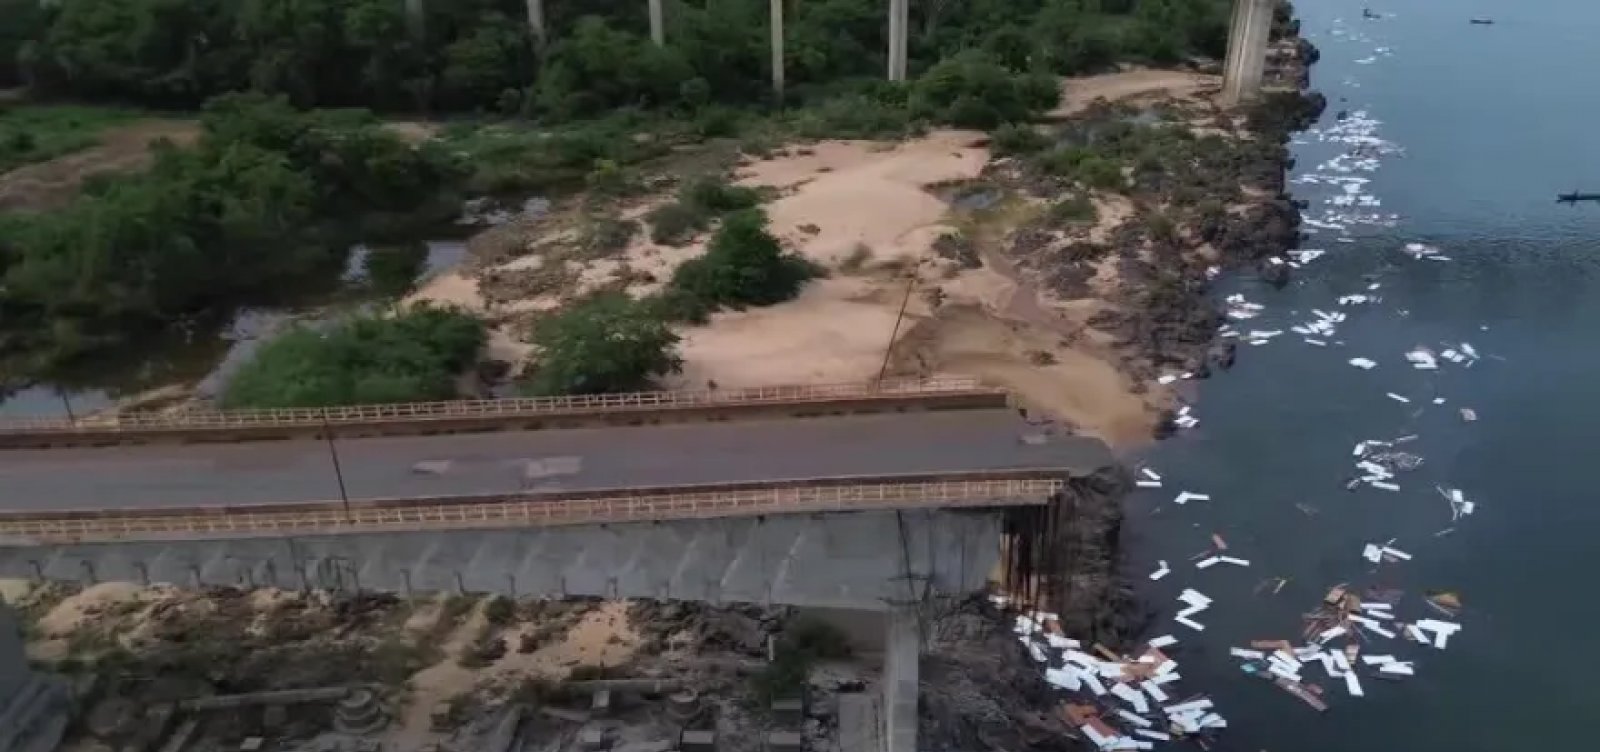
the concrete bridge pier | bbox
[771,0,785,98]
[403,0,425,37]
[887,0,909,82]
[649,0,666,46]
[1222,0,1274,105]
[882,604,921,752]
[527,0,547,52]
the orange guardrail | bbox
[0,377,998,436]
[0,471,1064,544]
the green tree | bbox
[524,292,683,396]
[668,209,815,312]
[909,50,1057,129]
[222,305,486,408]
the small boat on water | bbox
[1469,18,1495,25]
[1557,192,1600,205]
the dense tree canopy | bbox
[0,94,463,381]
[221,304,487,408]
[523,292,684,396]
[6,0,1234,115]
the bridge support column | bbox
[649,0,666,47]
[527,0,547,52]
[403,0,425,38]
[882,604,920,752]
[771,0,785,99]
[886,0,908,82]
[1222,0,1274,105]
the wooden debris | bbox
[1272,677,1329,712]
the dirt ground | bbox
[1050,68,1221,118]
[0,118,200,212]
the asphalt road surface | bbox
[0,410,1111,512]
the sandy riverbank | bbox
[409,70,1283,448]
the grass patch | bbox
[0,105,138,173]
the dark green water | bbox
[1133,1,1600,749]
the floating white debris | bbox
[1414,619,1462,649]
[1229,648,1264,659]
[1379,662,1415,676]
[1196,556,1221,569]
[1147,634,1178,649]
[1116,709,1153,728]
[1369,480,1400,492]
[1385,392,1410,403]
[1045,666,1082,691]
[1349,357,1377,369]
[1174,615,1205,632]
[1045,634,1081,649]
[1317,625,1347,642]
[1172,491,1211,505]
[1217,556,1250,567]
[1141,468,1162,481]
[1343,671,1365,697]
[1380,546,1412,561]
[1157,374,1180,385]
[1149,561,1171,581]
[1134,729,1170,742]
[1362,543,1383,563]
[1141,681,1169,703]
[1112,682,1150,713]
[1136,479,1163,489]
[1460,407,1478,422]
[1026,641,1048,662]
[1405,347,1439,370]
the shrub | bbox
[990,123,1050,157]
[910,51,1059,129]
[1049,194,1097,224]
[646,176,762,246]
[222,305,487,409]
[646,202,708,246]
[523,293,683,396]
[667,209,817,313]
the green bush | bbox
[362,241,429,296]
[646,175,761,246]
[646,202,709,246]
[221,305,487,408]
[667,209,816,313]
[523,293,683,396]
[1049,194,1098,223]
[909,51,1059,130]
[990,123,1050,157]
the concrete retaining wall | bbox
[0,509,1006,611]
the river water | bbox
[1130,1,1600,749]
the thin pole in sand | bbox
[876,274,917,385]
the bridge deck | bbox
[0,410,1108,513]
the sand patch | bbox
[739,132,988,267]
[36,582,147,636]
[669,276,909,389]
[492,601,639,679]
[1051,69,1220,118]
[891,306,1156,445]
